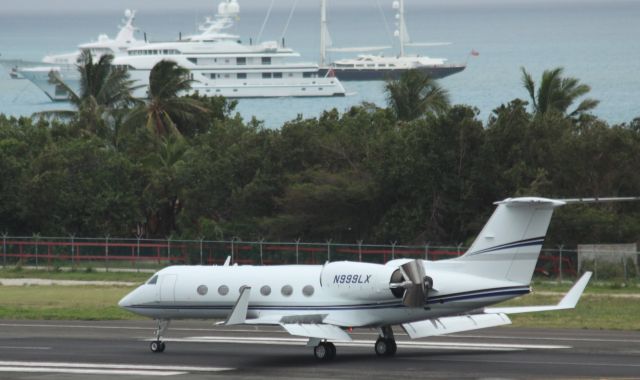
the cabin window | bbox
[262,57,271,65]
[302,285,314,297]
[147,275,158,285]
[237,73,247,79]
[237,57,246,65]
[281,285,293,296]
[262,73,272,79]
[260,285,271,296]
[197,285,208,295]
[302,72,313,78]
[187,58,197,64]
[218,285,229,295]
[273,72,283,78]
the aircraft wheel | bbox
[375,338,396,357]
[314,342,335,361]
[150,340,164,353]
[326,342,336,359]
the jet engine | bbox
[389,259,433,308]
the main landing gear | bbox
[150,319,170,353]
[374,325,397,357]
[313,341,336,361]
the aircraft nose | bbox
[118,291,134,308]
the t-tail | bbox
[456,197,565,284]
[457,196,640,284]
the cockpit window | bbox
[147,275,158,285]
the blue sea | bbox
[1,0,639,128]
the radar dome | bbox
[124,9,132,18]
[227,0,240,14]
[393,30,400,37]
[392,1,400,10]
[218,2,228,15]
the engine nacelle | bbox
[320,261,398,301]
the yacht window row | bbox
[129,49,180,56]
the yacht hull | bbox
[319,64,466,81]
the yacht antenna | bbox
[392,0,406,57]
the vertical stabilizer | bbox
[457,197,565,284]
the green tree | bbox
[385,69,450,121]
[44,50,138,138]
[521,66,599,118]
[126,60,209,138]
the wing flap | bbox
[281,323,352,342]
[402,313,511,339]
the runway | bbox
[1,320,639,379]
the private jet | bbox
[119,197,633,360]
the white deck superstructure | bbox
[18,9,144,101]
[115,1,345,98]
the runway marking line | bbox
[0,361,234,376]
[169,336,570,351]
[0,346,51,350]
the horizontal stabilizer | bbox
[484,272,592,314]
[281,323,352,342]
[223,286,251,325]
[403,313,511,339]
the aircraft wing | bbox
[402,313,511,339]
[484,272,592,314]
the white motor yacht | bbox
[114,0,345,98]
[18,9,144,101]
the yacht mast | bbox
[393,0,406,57]
[320,0,327,66]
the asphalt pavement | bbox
[1,320,639,379]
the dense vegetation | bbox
[1,61,639,247]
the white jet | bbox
[118,197,633,360]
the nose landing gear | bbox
[150,319,170,353]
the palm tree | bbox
[385,69,450,121]
[126,60,210,138]
[43,50,139,136]
[521,66,599,118]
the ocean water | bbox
[1,0,639,128]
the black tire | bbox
[326,342,336,359]
[314,343,329,360]
[150,340,162,353]
[159,341,166,353]
[374,338,388,356]
[387,339,397,356]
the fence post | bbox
[167,236,172,265]
[295,238,300,264]
[357,240,363,262]
[2,232,7,268]
[623,256,628,283]
[34,233,40,270]
[136,234,142,273]
[105,235,110,272]
[230,237,237,264]
[594,256,598,282]
[326,239,332,262]
[424,243,429,261]
[259,239,264,265]
[69,233,75,269]
[199,237,204,265]
[557,244,564,283]
[457,243,463,256]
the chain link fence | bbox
[1,235,637,282]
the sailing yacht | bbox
[114,0,345,98]
[318,0,466,80]
[18,10,144,101]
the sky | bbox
[2,0,630,13]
